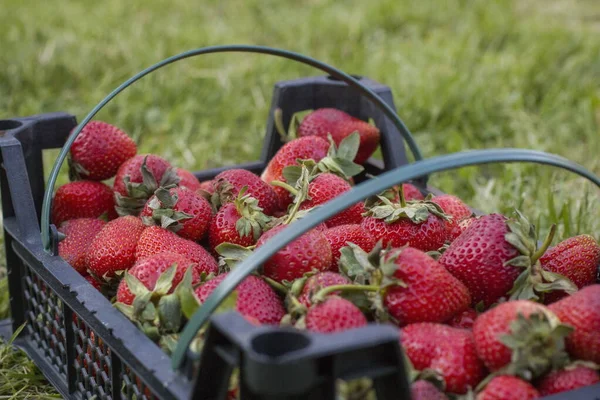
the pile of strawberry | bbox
[54,109,600,399]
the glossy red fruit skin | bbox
[439,214,521,307]
[536,366,599,395]
[299,173,364,228]
[548,285,600,364]
[323,224,376,270]
[176,168,202,192]
[473,300,549,371]
[195,273,285,325]
[141,187,212,241]
[261,136,330,210]
[214,169,279,216]
[478,376,540,400]
[298,272,351,307]
[447,217,476,242]
[198,180,216,194]
[432,194,472,241]
[540,235,600,303]
[297,108,380,164]
[116,252,200,305]
[208,203,257,253]
[305,296,367,334]
[86,216,146,279]
[58,218,106,274]
[361,214,446,252]
[52,181,117,226]
[70,120,137,181]
[384,248,471,326]
[135,226,218,276]
[256,225,332,283]
[401,323,486,394]
[113,154,172,197]
[402,183,425,201]
[448,308,478,330]
[411,380,448,400]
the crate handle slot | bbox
[40,44,424,252]
[172,147,600,369]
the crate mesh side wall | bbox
[121,364,158,400]
[73,318,113,399]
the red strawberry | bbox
[411,380,448,400]
[447,216,476,242]
[477,375,540,400]
[69,120,137,181]
[448,308,478,330]
[52,181,117,226]
[58,218,106,275]
[198,180,216,194]
[114,154,173,197]
[86,216,145,279]
[400,323,486,394]
[305,296,367,334]
[213,169,279,216]
[432,194,473,241]
[297,108,380,164]
[135,226,218,275]
[297,272,351,307]
[176,168,202,192]
[140,187,212,241]
[195,273,285,325]
[536,364,599,395]
[540,235,600,303]
[402,183,425,201]
[116,252,200,305]
[324,224,376,270]
[261,136,330,209]
[256,224,332,283]
[549,285,600,364]
[473,300,572,376]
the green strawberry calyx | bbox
[403,353,446,391]
[140,187,193,232]
[232,186,272,241]
[215,242,255,273]
[273,107,314,143]
[67,155,90,181]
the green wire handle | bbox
[40,44,424,251]
[171,148,600,368]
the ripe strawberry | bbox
[477,375,540,400]
[176,168,202,192]
[86,216,145,279]
[448,308,478,330]
[296,272,351,307]
[58,218,106,275]
[473,300,572,376]
[256,224,332,283]
[549,285,600,364]
[431,194,473,241]
[195,273,285,325]
[69,120,137,181]
[296,108,380,164]
[213,169,279,216]
[402,183,425,201]
[411,380,448,400]
[540,235,600,303]
[52,181,117,226]
[536,364,599,395]
[140,187,212,241]
[324,224,376,270]
[261,136,330,209]
[198,180,216,194]
[447,216,476,242]
[135,226,218,276]
[116,252,200,305]
[305,296,367,334]
[400,323,486,394]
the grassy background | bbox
[1,0,599,397]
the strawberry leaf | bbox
[153,264,177,296]
[216,243,254,272]
[124,271,151,298]
[337,131,361,161]
[157,293,182,332]
[282,166,303,187]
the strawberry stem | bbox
[531,224,557,264]
[263,276,288,295]
[274,108,290,142]
[398,184,407,207]
[313,284,379,303]
[284,196,303,225]
[271,180,299,197]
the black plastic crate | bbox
[1,53,599,399]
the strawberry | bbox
[195,273,285,325]
[116,252,200,305]
[472,300,572,377]
[400,323,486,394]
[84,275,103,291]
[296,108,381,164]
[212,169,279,216]
[295,272,351,307]
[198,180,216,194]
[540,235,600,303]
[305,296,367,334]
[261,136,330,209]
[411,380,448,400]
[549,285,600,364]
[136,226,218,276]
[431,194,473,241]
[402,183,425,201]
[323,224,376,270]
[256,224,332,283]
[52,181,117,226]
[140,187,212,241]
[448,308,478,330]
[536,364,599,395]
[58,218,106,275]
[69,120,137,181]
[477,375,540,400]
[447,216,476,242]
[175,168,202,192]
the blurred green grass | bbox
[1,0,599,397]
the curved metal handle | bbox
[171,147,600,368]
[40,45,424,251]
